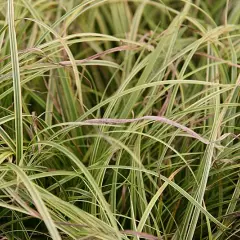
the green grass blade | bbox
[7,0,23,164]
[7,163,62,240]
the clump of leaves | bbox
[0,0,239,239]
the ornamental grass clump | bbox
[0,0,239,239]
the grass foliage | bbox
[0,0,239,239]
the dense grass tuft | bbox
[0,0,239,239]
